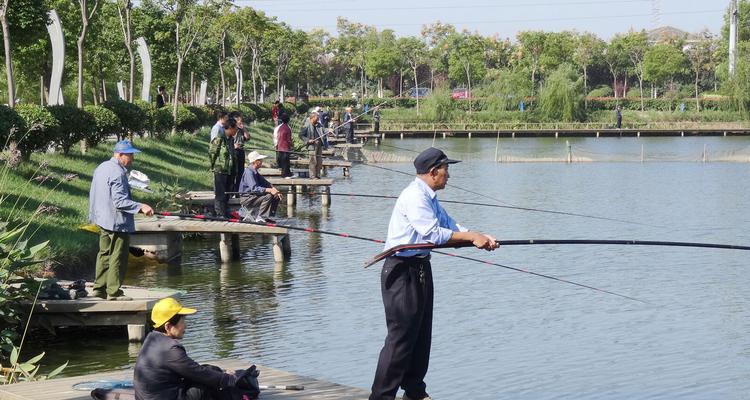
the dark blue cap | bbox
[113,140,141,154]
[414,147,460,174]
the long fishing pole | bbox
[154,211,645,302]
[363,240,750,268]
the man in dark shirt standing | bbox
[134,298,239,400]
[239,151,282,223]
[230,111,249,192]
[299,112,324,179]
[156,86,166,109]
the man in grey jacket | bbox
[299,112,324,179]
[89,140,153,301]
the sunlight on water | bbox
[27,137,750,399]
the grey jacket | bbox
[299,121,324,149]
[88,157,141,232]
[134,331,237,400]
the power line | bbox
[239,0,651,12]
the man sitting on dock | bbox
[134,297,257,400]
[239,151,282,223]
[89,140,154,301]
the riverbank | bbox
[0,122,279,277]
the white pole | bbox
[729,0,739,77]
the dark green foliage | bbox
[13,105,59,158]
[227,104,256,122]
[46,105,96,154]
[104,100,146,134]
[174,106,200,133]
[185,106,213,127]
[84,105,121,146]
[0,106,24,148]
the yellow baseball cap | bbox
[151,297,197,328]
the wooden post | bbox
[566,140,572,163]
[641,144,644,162]
[219,233,232,262]
[286,187,296,206]
[322,186,331,206]
[127,324,146,342]
[272,235,290,262]
[494,131,500,162]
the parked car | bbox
[452,88,469,99]
[407,87,431,98]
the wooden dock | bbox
[25,284,180,342]
[0,358,371,399]
[132,216,291,263]
[265,178,334,207]
[290,159,352,176]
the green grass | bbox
[0,121,284,273]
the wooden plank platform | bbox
[290,159,352,168]
[132,216,291,264]
[25,285,180,342]
[334,143,363,149]
[136,216,287,235]
[0,358,371,399]
[265,178,333,186]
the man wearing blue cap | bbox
[89,140,154,301]
[370,147,498,400]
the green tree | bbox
[447,32,485,110]
[603,35,628,98]
[537,64,585,122]
[516,30,547,95]
[621,30,649,109]
[0,0,48,107]
[420,21,455,90]
[366,30,399,98]
[335,18,374,100]
[398,36,427,113]
[644,43,688,98]
[572,32,605,107]
[686,30,718,110]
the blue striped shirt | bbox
[384,178,468,257]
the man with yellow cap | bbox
[134,298,242,400]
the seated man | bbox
[134,298,256,400]
[239,151,282,223]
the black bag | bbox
[230,365,260,400]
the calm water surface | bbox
[29,137,750,399]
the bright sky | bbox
[240,0,728,40]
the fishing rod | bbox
[154,211,645,302]
[239,145,652,227]
[71,380,304,391]
[364,240,750,268]
[296,101,389,150]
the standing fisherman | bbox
[344,106,356,144]
[299,112,324,179]
[370,147,498,400]
[89,140,154,301]
[209,118,238,217]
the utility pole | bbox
[729,0,739,77]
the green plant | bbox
[588,85,614,97]
[0,106,24,149]
[185,106,212,127]
[13,105,59,159]
[537,64,585,122]
[84,105,122,147]
[104,99,146,135]
[421,85,454,122]
[174,106,200,134]
[46,105,96,154]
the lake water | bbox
[28,137,750,399]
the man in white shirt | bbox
[370,147,498,400]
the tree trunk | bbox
[102,76,107,101]
[612,74,617,99]
[219,57,226,105]
[172,56,183,135]
[583,66,588,109]
[118,3,134,102]
[465,63,472,114]
[639,78,644,111]
[190,71,195,105]
[1,10,15,108]
[695,72,700,112]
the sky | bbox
[240,0,729,40]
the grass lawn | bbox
[0,120,283,274]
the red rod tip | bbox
[340,233,350,237]
[195,215,205,219]
[304,228,314,232]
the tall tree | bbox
[398,36,427,113]
[157,0,209,132]
[644,43,688,102]
[516,30,547,96]
[572,32,605,107]
[335,18,374,100]
[603,35,628,98]
[116,0,134,101]
[76,0,101,107]
[0,0,48,107]
[366,30,399,99]
[621,30,649,109]
[686,30,718,111]
[420,21,455,90]
[448,32,486,111]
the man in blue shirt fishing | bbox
[370,147,498,400]
[238,151,282,223]
[89,140,154,301]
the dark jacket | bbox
[134,331,237,400]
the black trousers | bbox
[347,126,355,143]
[370,256,433,400]
[277,151,292,177]
[234,149,245,192]
[374,121,380,135]
[213,173,232,218]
